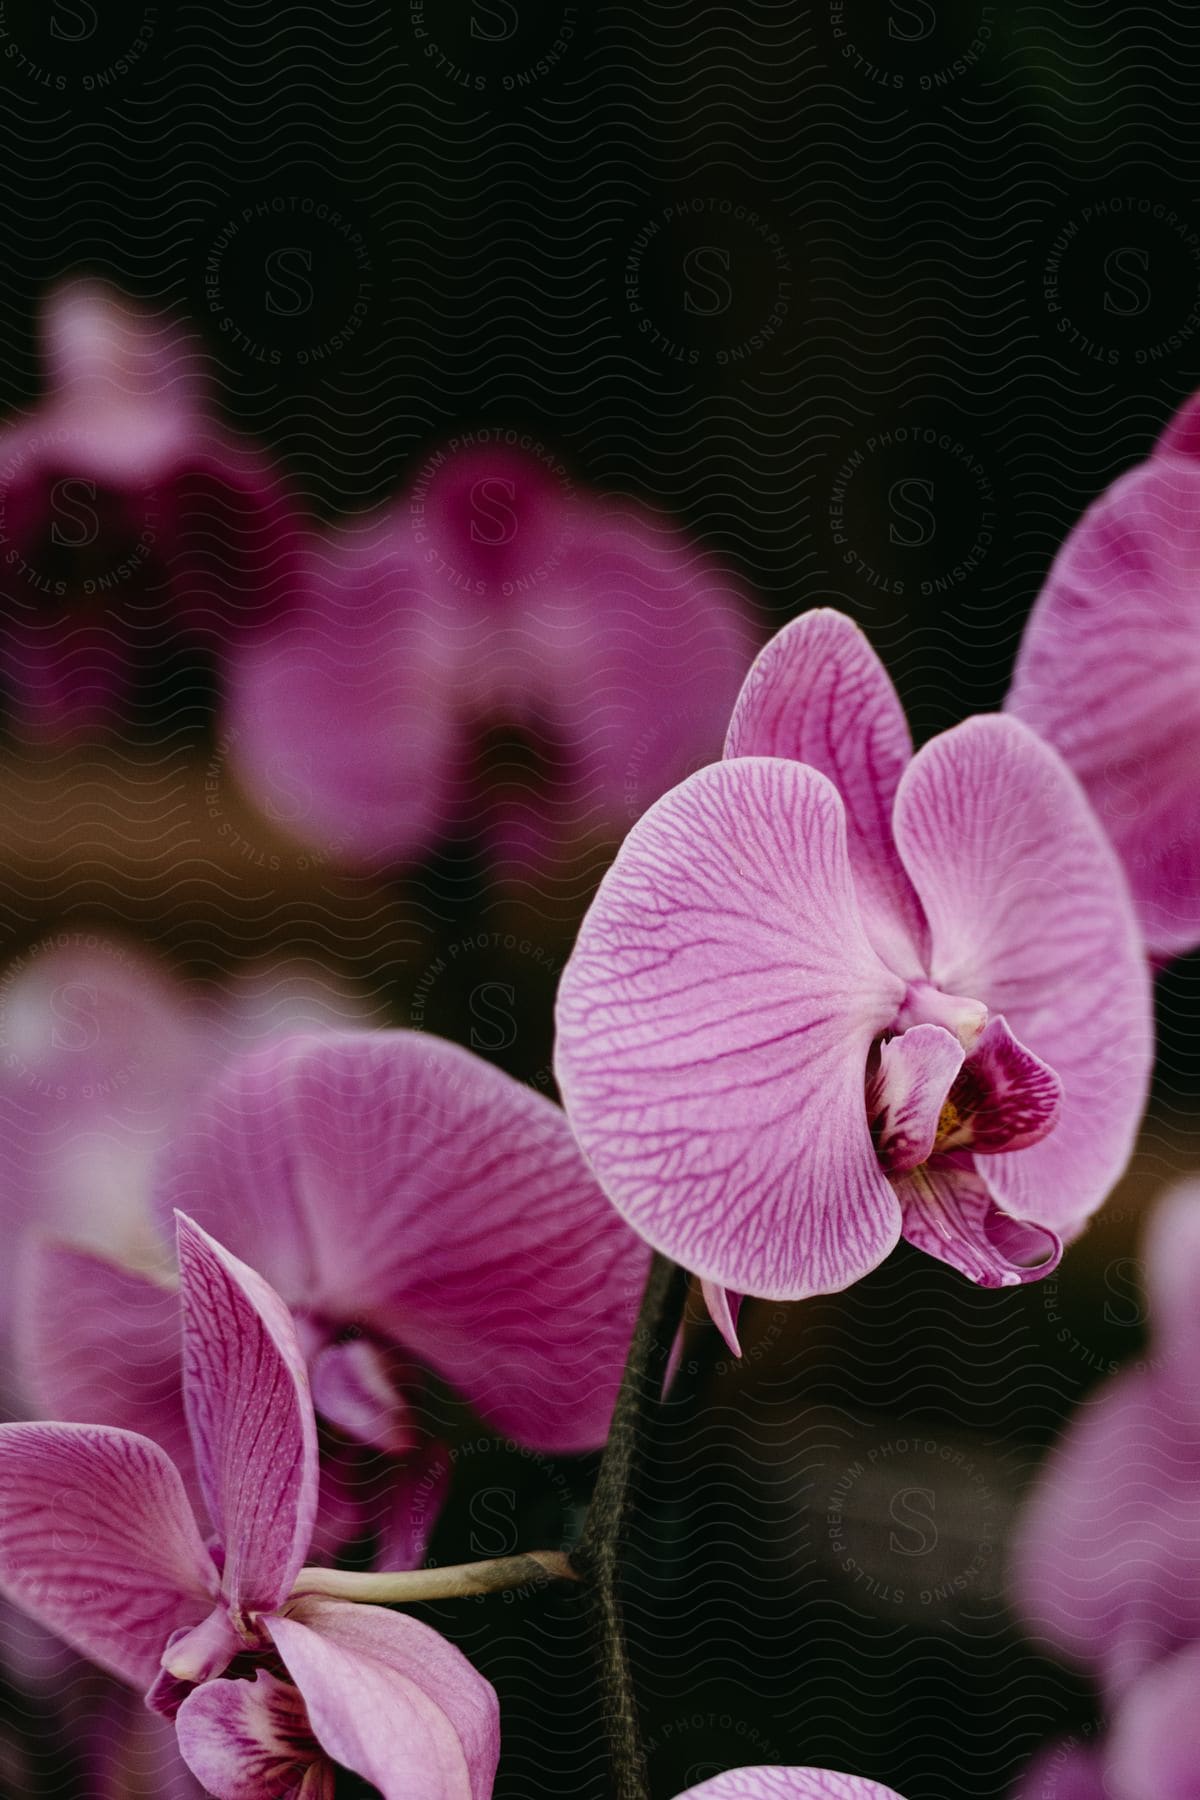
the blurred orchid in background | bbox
[225,440,757,876]
[0,931,371,1337]
[1012,1183,1200,1699]
[0,1214,500,1799]
[556,609,1152,1312]
[1007,386,1200,962]
[19,1030,649,1566]
[0,282,302,739]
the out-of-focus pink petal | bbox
[866,1024,964,1176]
[893,715,1151,1235]
[157,1032,651,1455]
[1006,454,1200,959]
[1010,1741,1112,1800]
[308,1340,418,1459]
[895,1161,1061,1288]
[224,523,463,867]
[269,1598,499,1800]
[941,1016,1062,1154]
[176,1215,317,1617]
[673,1769,908,1800]
[529,502,756,828]
[1011,1368,1200,1700]
[175,1668,321,1799]
[1106,1640,1200,1800]
[0,1421,215,1688]
[15,1240,201,1523]
[371,1440,453,1573]
[1140,1181,1200,1388]
[555,757,906,1299]
[1156,386,1200,461]
[725,609,926,976]
[43,282,206,416]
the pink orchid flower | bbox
[1014,1639,1200,1799]
[555,609,1152,1315]
[1012,1183,1200,1704]
[1006,388,1200,961]
[20,1030,650,1566]
[0,1213,500,1799]
[674,1771,907,1799]
[0,282,301,739]
[0,933,369,1340]
[225,443,756,874]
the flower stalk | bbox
[288,1551,580,1605]
[572,1250,689,1800]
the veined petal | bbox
[176,1215,318,1617]
[896,1161,1061,1288]
[940,1016,1062,1154]
[0,1422,214,1689]
[1011,1367,1200,1701]
[893,715,1151,1235]
[866,1024,964,1175]
[268,1599,499,1800]
[555,757,906,1300]
[674,1769,908,1800]
[1007,454,1200,959]
[726,609,926,976]
[158,1034,651,1455]
[175,1669,322,1799]
[15,1241,201,1525]
[1106,1640,1200,1800]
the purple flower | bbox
[1013,1641,1200,1799]
[0,1213,500,1798]
[555,609,1152,1311]
[0,934,368,1342]
[0,282,302,739]
[1011,1183,1200,1703]
[1006,388,1200,961]
[19,1030,649,1563]
[225,443,757,874]
[673,1772,907,1799]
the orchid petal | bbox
[175,1669,321,1799]
[308,1340,418,1459]
[896,1161,1061,1288]
[893,715,1151,1234]
[1007,453,1200,958]
[1140,1181,1200,1388]
[269,1598,499,1800]
[941,1015,1062,1154]
[158,1033,651,1454]
[1011,1367,1200,1700]
[725,609,926,975]
[866,1024,963,1176]
[555,757,906,1299]
[701,1281,743,1358]
[673,1769,908,1800]
[1010,1742,1111,1800]
[0,1422,214,1689]
[1106,1640,1200,1800]
[176,1214,318,1617]
[224,524,463,866]
[15,1241,201,1524]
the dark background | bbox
[1,4,1199,1795]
